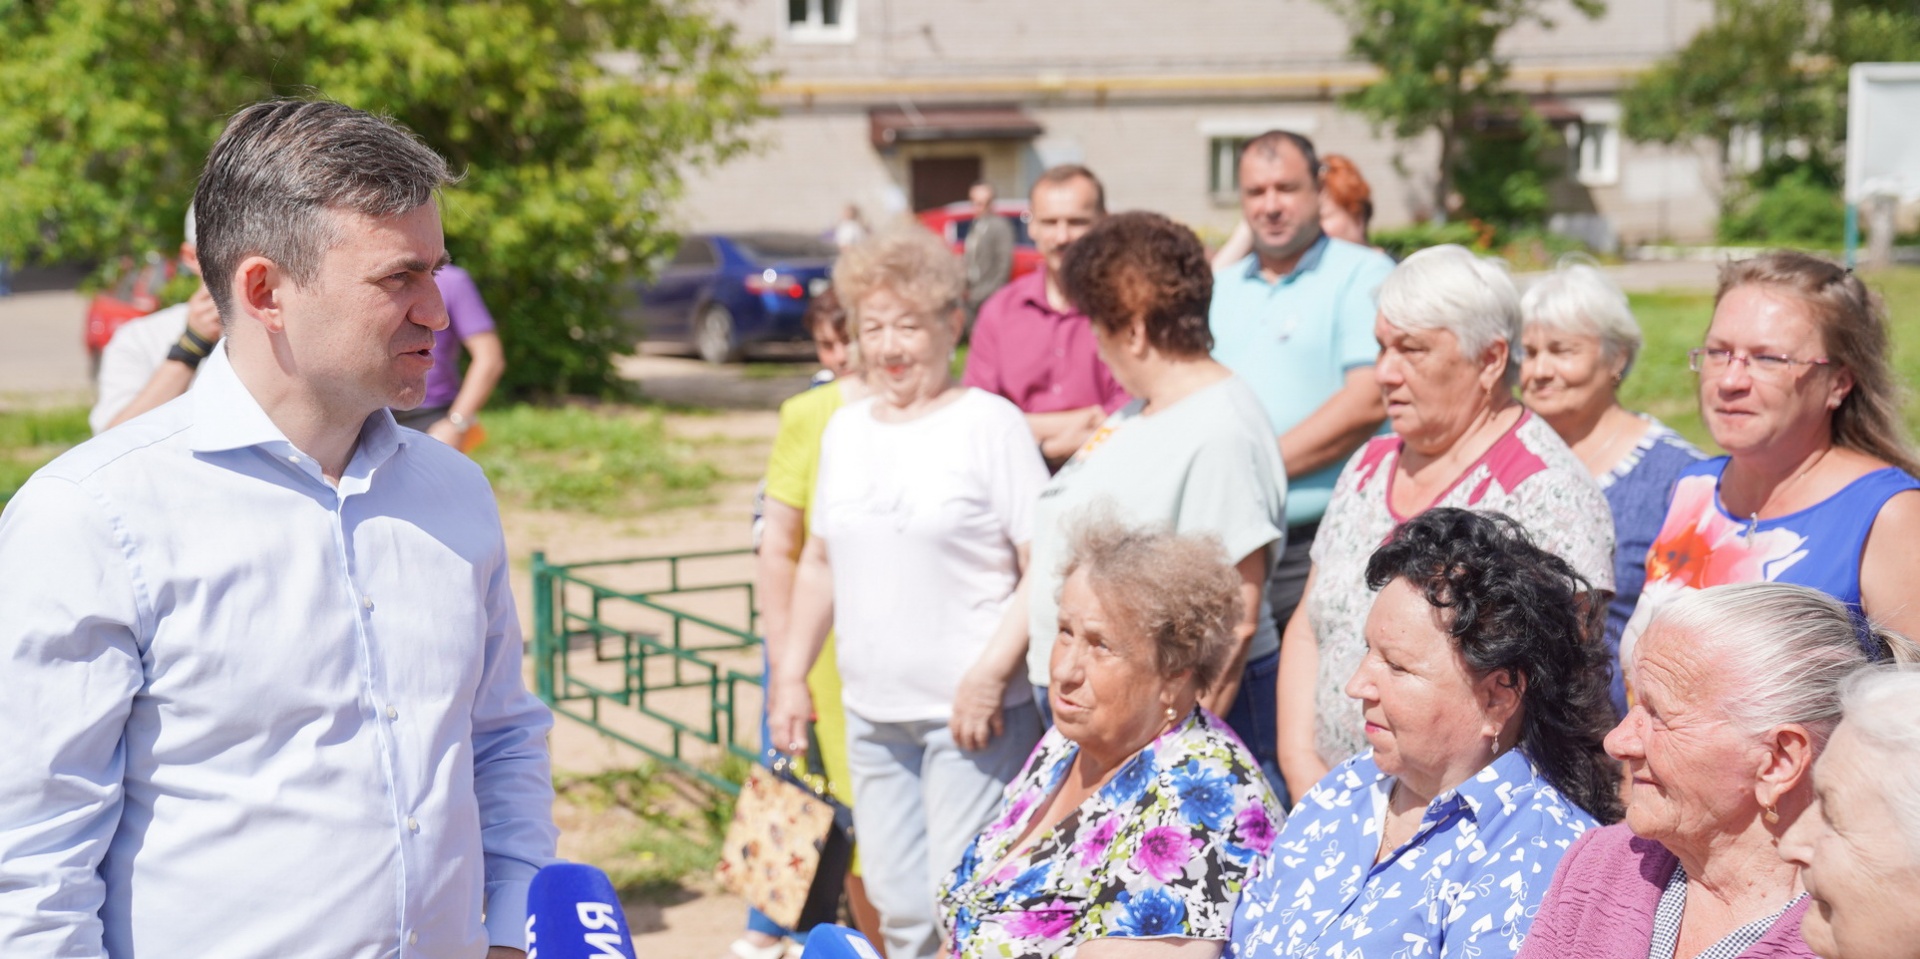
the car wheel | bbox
[694,303,742,364]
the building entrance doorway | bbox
[910,156,981,211]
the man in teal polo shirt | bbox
[1210,130,1394,660]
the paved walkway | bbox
[0,288,92,408]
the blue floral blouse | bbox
[939,708,1285,959]
[1226,748,1596,959]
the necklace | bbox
[1745,449,1829,537]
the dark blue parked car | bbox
[630,232,838,363]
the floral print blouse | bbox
[939,708,1285,959]
[1226,747,1597,959]
[1307,411,1614,764]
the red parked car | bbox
[84,254,178,374]
[916,200,1045,279]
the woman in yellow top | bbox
[733,289,880,959]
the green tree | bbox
[0,0,770,397]
[1320,0,1601,223]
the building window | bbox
[787,0,854,42]
[1571,119,1620,187]
[1209,137,1249,202]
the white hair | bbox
[1376,244,1521,387]
[1521,260,1642,376]
[185,203,196,248]
[1836,666,1920,856]
[1646,583,1920,745]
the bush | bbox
[1719,166,1846,247]
[1371,222,1490,260]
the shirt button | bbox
[287,454,300,464]
[362,596,374,610]
[407,817,419,832]
[386,705,399,720]
[1051,385,1062,393]
[408,931,419,945]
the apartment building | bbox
[676,0,1724,248]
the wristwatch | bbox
[447,411,474,431]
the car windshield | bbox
[953,214,1033,247]
[733,233,836,262]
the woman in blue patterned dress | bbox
[1518,261,1704,716]
[1229,508,1623,959]
[940,518,1286,959]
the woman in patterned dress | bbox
[1275,245,1616,800]
[1518,260,1704,716]
[1623,251,1920,662]
[939,518,1287,959]
[1519,583,1918,959]
[1229,508,1623,959]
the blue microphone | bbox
[797,925,884,959]
[524,862,636,959]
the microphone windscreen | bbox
[798,924,885,959]
[524,862,637,959]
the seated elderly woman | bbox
[1519,261,1704,714]
[1517,583,1920,959]
[1026,211,1286,792]
[1276,244,1616,799]
[1782,667,1920,959]
[771,226,1049,959]
[940,518,1285,959]
[1230,508,1622,959]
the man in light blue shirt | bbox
[0,101,556,958]
[1209,131,1395,644]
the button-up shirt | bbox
[1226,747,1596,959]
[0,345,557,957]
[963,268,1130,416]
[1209,236,1395,526]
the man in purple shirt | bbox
[391,262,506,448]
[962,164,1129,469]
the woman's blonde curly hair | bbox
[831,225,966,326]
[1058,513,1243,692]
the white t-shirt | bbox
[90,303,190,434]
[811,388,1048,723]
[1025,375,1288,685]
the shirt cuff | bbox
[484,878,533,949]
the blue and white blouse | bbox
[1226,748,1597,959]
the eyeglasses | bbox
[1687,348,1834,380]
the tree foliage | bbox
[1320,0,1601,223]
[0,0,771,397]
[1624,0,1920,190]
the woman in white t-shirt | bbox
[769,226,1049,959]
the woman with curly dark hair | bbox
[1228,508,1619,959]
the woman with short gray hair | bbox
[1519,582,1920,959]
[1781,666,1920,959]
[1275,244,1615,798]
[1520,261,1703,715]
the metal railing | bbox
[529,548,762,794]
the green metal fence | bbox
[529,548,763,794]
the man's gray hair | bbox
[1645,583,1920,746]
[1521,259,1643,377]
[192,99,455,319]
[1836,666,1920,856]
[1377,244,1521,387]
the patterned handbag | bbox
[716,754,853,931]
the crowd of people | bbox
[744,130,1920,959]
[3,100,1919,959]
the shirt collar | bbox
[187,342,408,470]
[1014,267,1072,318]
[1239,233,1331,285]
[1431,746,1540,824]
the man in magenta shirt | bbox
[962,165,1129,469]
[391,263,507,448]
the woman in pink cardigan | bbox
[1518,583,1919,959]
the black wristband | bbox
[166,328,215,370]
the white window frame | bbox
[784,0,855,43]
[1198,116,1318,203]
[1570,101,1621,187]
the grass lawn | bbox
[1620,267,1920,452]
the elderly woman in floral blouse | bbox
[1230,508,1622,959]
[940,518,1285,959]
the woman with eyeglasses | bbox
[1623,250,1920,660]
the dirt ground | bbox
[502,406,780,956]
